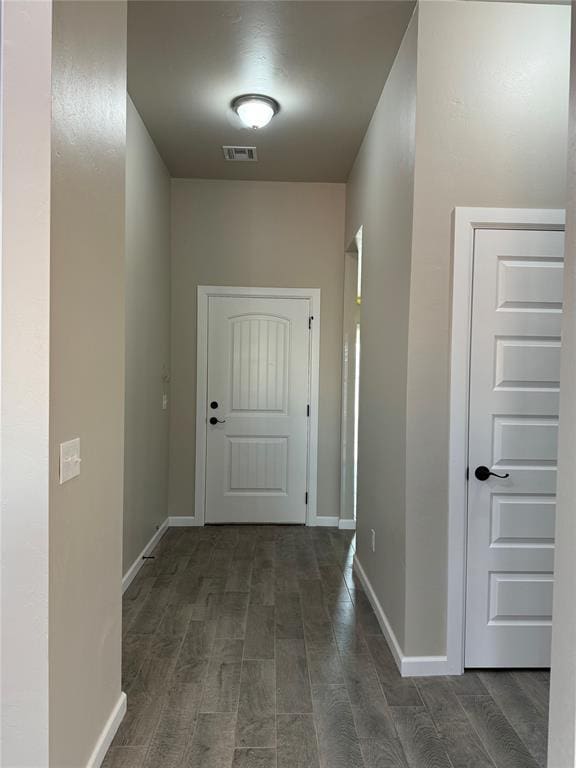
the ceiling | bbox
[127,1,415,182]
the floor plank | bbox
[181,712,237,768]
[275,592,305,639]
[215,591,249,638]
[359,737,410,768]
[478,672,548,767]
[277,638,313,714]
[244,604,275,660]
[458,695,541,768]
[141,658,207,768]
[101,747,147,768]
[277,713,320,768]
[436,719,496,768]
[340,652,397,739]
[200,639,243,713]
[390,707,453,768]
[235,659,276,748]
[312,684,364,768]
[231,748,277,768]
[366,636,423,707]
[413,677,468,727]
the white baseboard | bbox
[401,654,450,676]
[312,516,339,527]
[122,519,168,593]
[86,691,127,768]
[353,555,449,677]
[167,516,203,527]
[166,515,345,529]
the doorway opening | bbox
[341,227,363,526]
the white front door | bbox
[465,228,564,668]
[205,295,310,524]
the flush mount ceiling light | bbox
[232,94,279,129]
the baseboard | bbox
[167,515,344,529]
[85,691,127,768]
[122,519,169,593]
[168,516,203,527]
[338,519,356,530]
[401,654,450,676]
[353,555,449,678]
[312,516,339,527]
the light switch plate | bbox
[60,438,81,484]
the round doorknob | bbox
[474,465,510,481]
[209,416,226,426]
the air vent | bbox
[223,145,258,162]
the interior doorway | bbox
[448,208,566,673]
[195,286,321,526]
[340,228,363,526]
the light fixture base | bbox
[231,94,280,129]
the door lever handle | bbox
[209,416,226,425]
[474,465,510,481]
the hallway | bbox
[105,527,549,768]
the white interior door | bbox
[205,295,310,524]
[465,227,564,668]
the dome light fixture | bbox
[232,94,280,129]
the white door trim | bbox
[447,207,565,675]
[195,286,321,526]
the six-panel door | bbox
[205,296,310,524]
[465,228,564,668]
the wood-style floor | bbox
[104,526,550,768]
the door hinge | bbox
[305,492,308,505]
[466,467,469,480]
[307,404,310,417]
[308,316,314,330]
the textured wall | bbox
[169,180,345,522]
[345,9,418,651]
[405,0,570,656]
[49,2,127,765]
[124,97,171,574]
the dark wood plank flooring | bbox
[104,526,550,768]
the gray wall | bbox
[346,0,570,657]
[405,0,570,656]
[124,97,171,573]
[345,9,418,651]
[49,2,127,765]
[548,4,576,765]
[169,180,345,521]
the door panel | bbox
[465,228,564,668]
[205,296,310,524]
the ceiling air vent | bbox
[223,145,258,162]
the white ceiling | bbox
[127,1,415,182]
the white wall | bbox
[49,2,127,765]
[548,4,576,766]
[405,0,570,656]
[169,180,345,522]
[1,2,52,764]
[345,9,418,650]
[124,97,171,573]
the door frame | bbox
[195,285,321,527]
[447,207,566,675]
[340,248,360,528]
